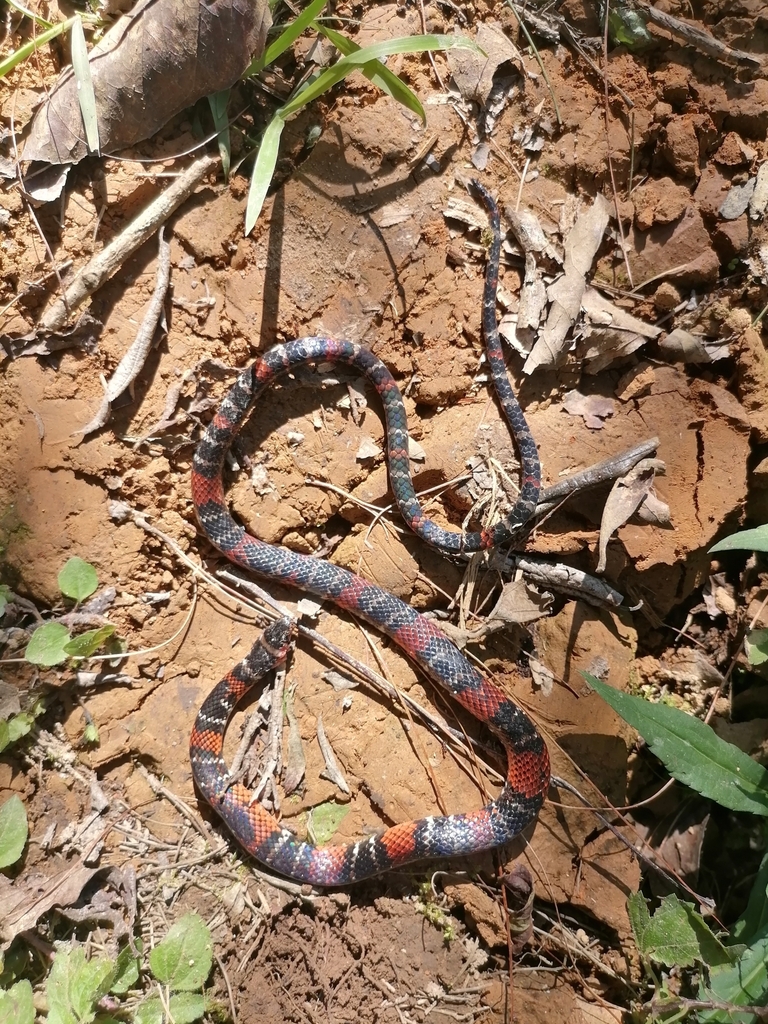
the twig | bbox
[506,2,562,126]
[602,0,633,289]
[499,556,624,607]
[39,153,218,331]
[633,0,763,71]
[536,437,660,509]
[645,996,768,1020]
[558,20,634,109]
[316,715,350,794]
[214,951,238,1024]
[251,665,287,809]
[552,774,721,919]
[136,764,222,850]
[76,228,172,437]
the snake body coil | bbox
[190,181,550,885]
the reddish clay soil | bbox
[2,0,768,1021]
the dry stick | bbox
[507,3,562,126]
[136,764,222,850]
[251,665,287,809]
[536,437,660,510]
[504,556,624,607]
[634,0,763,71]
[39,153,218,331]
[553,774,722,921]
[76,228,172,437]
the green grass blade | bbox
[245,0,328,77]
[710,525,768,554]
[70,16,100,154]
[0,16,75,79]
[586,674,768,815]
[6,0,53,28]
[731,851,768,946]
[280,34,478,117]
[314,23,425,122]
[245,114,285,235]
[208,89,231,179]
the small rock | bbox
[713,216,750,262]
[714,131,756,167]
[659,116,701,179]
[653,282,681,311]
[719,179,756,220]
[632,177,691,230]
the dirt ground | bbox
[2,0,768,1021]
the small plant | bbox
[587,674,768,1022]
[0,914,213,1024]
[21,557,118,668]
[0,795,29,869]
[238,0,478,233]
[710,526,768,667]
[414,884,456,944]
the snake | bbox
[189,180,550,885]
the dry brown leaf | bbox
[596,458,668,572]
[445,21,520,106]
[489,579,553,625]
[658,327,731,363]
[562,389,615,430]
[23,0,271,165]
[524,194,611,374]
[0,862,101,946]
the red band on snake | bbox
[190,180,550,885]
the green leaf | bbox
[245,114,286,235]
[58,557,98,601]
[166,993,205,1024]
[279,34,478,118]
[70,16,99,154]
[314,24,425,122]
[47,947,116,1024]
[207,89,231,180]
[746,628,768,666]
[732,851,768,946]
[0,796,28,868]
[699,925,768,1023]
[148,914,212,990]
[586,674,768,815]
[710,526,768,554]
[245,0,328,77]
[64,625,116,659]
[0,585,10,618]
[0,16,76,78]
[25,622,71,666]
[133,999,162,1024]
[108,942,141,995]
[7,714,34,745]
[0,722,8,755]
[0,979,34,1024]
[309,801,349,844]
[628,893,736,969]
[82,722,100,746]
[607,8,652,49]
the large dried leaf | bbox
[23,0,271,165]
[0,863,100,947]
[523,194,611,374]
